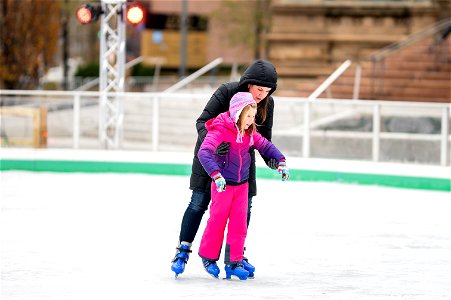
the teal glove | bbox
[212,173,226,192]
[277,161,290,181]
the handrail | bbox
[75,57,223,93]
[75,56,144,91]
[162,57,223,93]
[150,57,222,150]
[75,78,99,91]
[368,17,451,62]
[308,59,352,101]
[303,59,352,158]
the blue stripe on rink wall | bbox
[1,159,450,192]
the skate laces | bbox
[176,245,192,253]
[229,262,244,270]
[202,259,216,269]
[173,245,192,263]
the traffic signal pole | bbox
[98,0,126,149]
[76,0,145,148]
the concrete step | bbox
[330,72,450,92]
[333,76,451,89]
[330,84,450,98]
[358,94,450,103]
[119,94,207,143]
[339,66,450,80]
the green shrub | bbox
[130,63,155,77]
[75,62,99,78]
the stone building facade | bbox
[266,0,449,78]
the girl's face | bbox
[241,106,257,131]
[248,84,272,104]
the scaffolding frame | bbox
[98,0,126,148]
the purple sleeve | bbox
[252,132,285,162]
[197,129,222,177]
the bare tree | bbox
[0,0,61,89]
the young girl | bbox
[197,92,289,280]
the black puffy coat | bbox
[189,59,278,196]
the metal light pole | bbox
[62,0,69,90]
[98,0,126,149]
[179,0,188,78]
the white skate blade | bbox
[223,275,248,281]
[207,273,219,279]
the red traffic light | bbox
[127,5,145,25]
[76,4,101,24]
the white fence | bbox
[1,89,450,166]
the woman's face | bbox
[248,84,272,104]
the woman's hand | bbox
[215,142,230,156]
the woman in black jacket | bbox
[171,59,278,278]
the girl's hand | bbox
[213,173,226,192]
[277,162,290,181]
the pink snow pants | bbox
[198,182,248,264]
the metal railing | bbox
[1,89,449,166]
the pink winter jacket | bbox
[198,112,285,184]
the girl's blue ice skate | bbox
[171,244,192,278]
[202,259,220,279]
[224,263,249,280]
[242,258,255,278]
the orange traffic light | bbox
[76,4,101,24]
[127,5,145,25]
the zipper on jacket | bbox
[237,145,242,183]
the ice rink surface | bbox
[1,171,450,300]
